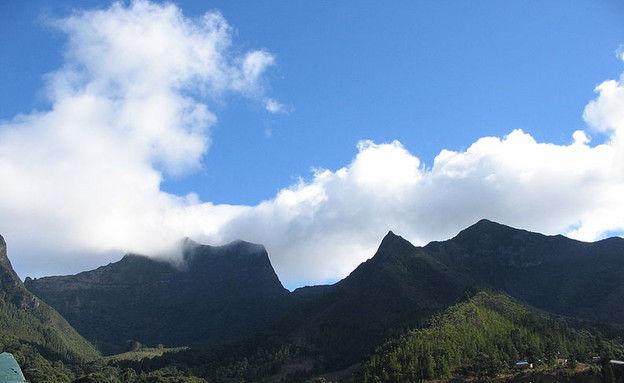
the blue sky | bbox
[1,1,624,289]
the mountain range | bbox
[24,238,289,354]
[425,219,624,323]
[20,219,624,364]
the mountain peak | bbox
[0,235,17,279]
[182,239,269,266]
[182,237,264,253]
[26,236,287,353]
[0,234,32,306]
[473,218,498,226]
[378,230,413,251]
[450,219,531,245]
[460,218,506,232]
[0,235,13,273]
[182,236,200,251]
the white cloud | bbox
[1,1,624,290]
[584,80,624,137]
[265,98,286,114]
[0,1,269,276]
[206,71,624,288]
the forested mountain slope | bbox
[0,235,99,364]
[354,291,618,383]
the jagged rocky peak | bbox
[374,230,418,259]
[379,230,403,245]
[382,230,400,241]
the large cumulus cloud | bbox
[211,72,624,287]
[215,122,624,287]
[0,1,268,275]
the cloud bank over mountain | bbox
[0,1,270,275]
[1,1,623,288]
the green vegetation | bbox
[75,291,622,383]
[354,291,622,383]
[0,235,99,365]
[2,289,623,383]
[0,298,99,364]
[103,347,188,363]
[17,291,618,383]
[113,334,308,383]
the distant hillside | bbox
[425,219,624,325]
[25,239,290,354]
[0,235,99,363]
[354,291,608,383]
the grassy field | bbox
[103,347,188,363]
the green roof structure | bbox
[0,353,27,383]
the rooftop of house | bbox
[0,353,27,383]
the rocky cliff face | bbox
[25,239,289,355]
